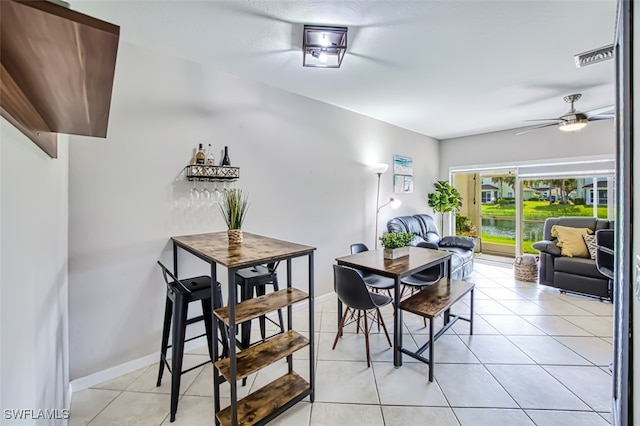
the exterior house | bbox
[583,180,609,205]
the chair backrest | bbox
[333,265,377,311]
[542,217,613,241]
[265,261,280,273]
[350,243,368,255]
[413,214,442,244]
[387,215,441,245]
[157,261,193,294]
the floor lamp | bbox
[373,163,401,246]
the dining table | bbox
[335,246,454,367]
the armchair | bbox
[387,214,475,280]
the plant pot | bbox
[383,246,410,259]
[227,229,243,244]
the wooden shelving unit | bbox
[214,288,308,326]
[171,232,316,426]
[215,372,310,426]
[213,287,312,425]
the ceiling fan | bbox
[516,94,614,135]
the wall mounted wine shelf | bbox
[184,165,239,182]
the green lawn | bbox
[477,201,607,254]
[481,201,607,219]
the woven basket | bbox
[227,229,243,244]
[514,255,538,282]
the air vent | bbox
[574,44,614,68]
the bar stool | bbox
[156,261,226,422]
[235,262,285,349]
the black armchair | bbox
[387,214,475,280]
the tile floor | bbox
[70,261,614,425]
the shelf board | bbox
[216,372,310,426]
[215,330,309,381]
[214,288,308,325]
[400,278,474,318]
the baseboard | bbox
[68,293,333,396]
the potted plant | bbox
[427,180,463,233]
[218,188,249,244]
[455,213,477,238]
[379,231,414,259]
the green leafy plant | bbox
[427,180,463,232]
[218,188,249,229]
[379,231,414,249]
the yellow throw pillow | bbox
[551,225,593,258]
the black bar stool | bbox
[156,261,226,422]
[235,262,285,349]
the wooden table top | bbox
[172,231,316,268]
[335,246,452,279]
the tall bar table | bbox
[172,231,316,426]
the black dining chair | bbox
[156,261,227,422]
[332,264,392,367]
[350,243,395,297]
[235,262,285,349]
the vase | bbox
[383,246,410,259]
[227,229,243,244]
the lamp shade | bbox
[372,163,389,174]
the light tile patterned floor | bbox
[70,262,613,425]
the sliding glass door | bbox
[452,163,616,258]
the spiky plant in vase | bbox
[218,188,249,244]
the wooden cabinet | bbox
[171,232,315,426]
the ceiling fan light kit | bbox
[516,93,614,135]
[303,25,347,68]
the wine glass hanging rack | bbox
[184,165,239,182]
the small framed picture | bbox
[394,174,414,193]
[393,155,413,175]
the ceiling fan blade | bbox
[515,123,558,135]
[588,114,615,121]
[585,105,614,117]
[524,118,561,122]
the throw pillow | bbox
[550,225,593,258]
[583,234,597,260]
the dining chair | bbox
[235,262,285,349]
[350,243,395,297]
[332,264,392,367]
[156,261,227,422]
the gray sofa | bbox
[533,217,614,300]
[387,214,475,280]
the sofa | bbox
[532,217,614,300]
[387,214,476,280]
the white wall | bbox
[440,119,615,173]
[68,42,439,380]
[0,120,70,423]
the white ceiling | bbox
[73,0,618,140]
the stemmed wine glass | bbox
[189,179,200,207]
[200,181,212,206]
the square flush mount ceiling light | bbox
[303,25,348,68]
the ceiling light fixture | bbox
[303,25,347,68]
[574,44,614,68]
[558,117,588,132]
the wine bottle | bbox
[205,144,215,166]
[222,146,231,166]
[195,143,205,165]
